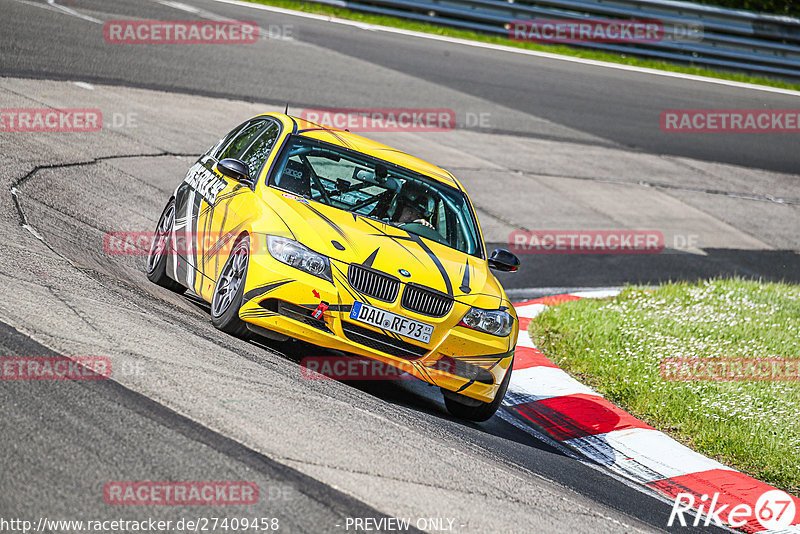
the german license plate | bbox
[350,301,433,344]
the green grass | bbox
[246,0,800,92]
[528,279,800,495]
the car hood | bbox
[261,191,502,303]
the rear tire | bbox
[146,199,184,293]
[443,358,513,422]
[211,235,251,339]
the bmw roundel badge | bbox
[398,269,411,278]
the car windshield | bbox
[269,136,482,258]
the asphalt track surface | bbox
[0,0,797,532]
[4,0,799,288]
[4,0,800,174]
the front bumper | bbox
[238,255,516,404]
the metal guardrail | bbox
[314,0,800,80]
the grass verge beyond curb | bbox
[528,278,800,495]
[245,0,800,92]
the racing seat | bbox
[277,159,312,197]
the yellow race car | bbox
[146,113,521,421]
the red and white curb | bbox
[504,291,800,533]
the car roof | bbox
[260,112,462,189]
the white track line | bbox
[565,427,735,482]
[158,0,202,13]
[12,0,102,24]
[569,289,622,299]
[514,334,537,349]
[508,366,598,401]
[45,0,102,23]
[209,0,800,97]
[9,0,69,18]
[157,0,296,40]
[512,303,549,320]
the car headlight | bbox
[267,236,332,282]
[458,307,514,337]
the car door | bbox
[191,118,282,300]
[170,119,265,294]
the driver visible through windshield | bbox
[269,136,482,258]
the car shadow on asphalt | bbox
[244,332,569,457]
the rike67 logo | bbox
[668,489,797,530]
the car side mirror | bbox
[217,158,253,187]
[488,248,520,272]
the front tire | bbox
[211,235,251,339]
[146,199,184,292]
[442,358,513,422]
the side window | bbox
[240,122,280,177]
[207,121,250,160]
[436,199,448,241]
[217,120,268,161]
